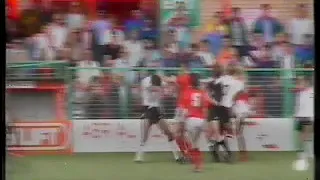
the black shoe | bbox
[176,157,187,164]
[211,143,221,162]
[224,152,234,164]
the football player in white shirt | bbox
[293,76,314,170]
[134,74,182,163]
[213,64,245,162]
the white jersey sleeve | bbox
[141,76,162,107]
[218,75,245,108]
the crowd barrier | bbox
[7,118,295,153]
[6,62,314,154]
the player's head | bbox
[151,74,162,87]
[180,61,190,73]
[212,64,224,78]
[226,64,241,76]
[190,73,200,89]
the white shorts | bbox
[186,117,206,132]
[174,107,185,122]
[233,101,250,119]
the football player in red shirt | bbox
[181,73,217,172]
[162,62,193,162]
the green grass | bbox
[7,152,313,180]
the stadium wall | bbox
[72,118,296,152]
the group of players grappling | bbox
[135,63,250,172]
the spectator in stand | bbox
[67,30,85,61]
[273,40,296,78]
[198,40,216,67]
[50,13,68,60]
[105,32,121,61]
[76,50,101,97]
[288,4,314,52]
[85,76,107,119]
[141,19,158,42]
[204,12,227,57]
[140,40,161,67]
[124,10,145,38]
[228,7,249,59]
[66,1,85,32]
[104,16,125,46]
[112,48,135,112]
[33,25,54,61]
[56,48,76,66]
[81,22,92,50]
[254,44,275,68]
[38,0,53,26]
[19,2,42,38]
[188,43,205,68]
[124,30,144,67]
[205,11,228,35]
[295,34,314,67]
[91,11,110,65]
[166,30,179,54]
[168,1,191,50]
[252,4,284,45]
[100,65,120,119]
[6,3,18,43]
[216,36,238,68]
[162,43,179,68]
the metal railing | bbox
[66,67,314,120]
[5,62,313,120]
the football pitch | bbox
[7,152,313,180]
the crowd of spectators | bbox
[6,1,314,119]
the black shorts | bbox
[217,106,231,124]
[207,107,219,122]
[295,117,312,131]
[144,106,162,124]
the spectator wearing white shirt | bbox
[91,11,111,65]
[124,30,144,67]
[50,14,68,59]
[288,4,314,46]
[76,50,101,91]
[66,2,85,32]
[33,26,54,61]
[104,17,125,46]
[113,48,135,108]
[81,22,92,50]
[198,40,216,67]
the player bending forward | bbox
[211,65,245,163]
[134,74,182,162]
[293,76,314,170]
[181,73,217,172]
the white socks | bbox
[135,143,145,161]
[169,141,180,160]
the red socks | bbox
[190,148,203,170]
[176,137,192,159]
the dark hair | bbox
[190,73,200,88]
[212,64,224,78]
[260,4,271,9]
[191,43,199,50]
[151,74,161,86]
